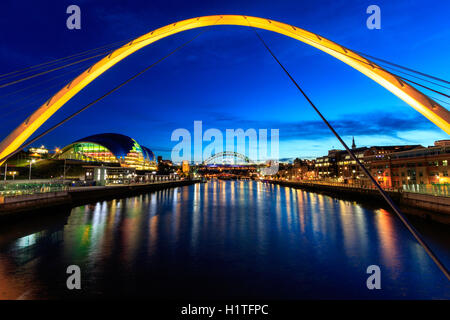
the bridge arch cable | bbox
[371,65,450,91]
[0,35,161,89]
[0,69,92,121]
[259,27,450,100]
[0,36,137,82]
[0,26,216,90]
[6,37,445,113]
[0,61,95,101]
[0,20,220,165]
[354,51,450,85]
[0,30,200,121]
[0,62,94,110]
[398,77,450,98]
[307,41,450,99]
[340,56,450,98]
[427,95,450,107]
[248,26,450,281]
[2,30,447,94]
[0,49,125,89]
[0,62,97,127]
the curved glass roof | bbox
[141,146,155,162]
[74,133,154,161]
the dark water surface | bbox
[0,180,449,299]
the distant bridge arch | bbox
[1,15,449,163]
[203,151,251,165]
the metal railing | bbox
[0,175,184,198]
[0,181,67,197]
[273,179,399,192]
[271,178,450,197]
[402,183,450,197]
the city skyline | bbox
[1,0,449,161]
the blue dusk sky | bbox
[0,0,449,160]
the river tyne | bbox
[0,180,449,299]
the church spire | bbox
[351,136,356,149]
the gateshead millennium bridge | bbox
[0,15,449,164]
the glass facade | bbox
[58,143,119,163]
[55,134,156,170]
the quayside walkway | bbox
[0,178,199,219]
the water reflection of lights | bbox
[1,181,447,299]
[351,205,369,259]
[275,184,282,232]
[172,188,182,244]
[16,233,38,248]
[121,204,143,267]
[191,184,201,251]
[148,214,159,257]
[230,180,235,202]
[285,186,292,228]
[220,181,227,204]
[374,208,402,277]
[81,225,91,245]
[296,189,306,234]
[317,194,325,213]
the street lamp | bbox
[29,159,36,180]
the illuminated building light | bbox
[53,133,157,170]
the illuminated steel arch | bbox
[203,151,251,165]
[1,15,449,163]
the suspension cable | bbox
[427,95,450,106]
[378,64,450,91]
[274,27,450,101]
[0,37,134,80]
[0,22,208,89]
[0,63,91,100]
[0,63,92,110]
[251,27,450,281]
[0,50,116,89]
[1,79,82,119]
[0,22,219,165]
[400,77,450,98]
[355,51,450,85]
[3,21,449,109]
[0,34,161,89]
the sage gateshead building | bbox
[54,133,157,170]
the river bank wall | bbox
[0,180,199,220]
